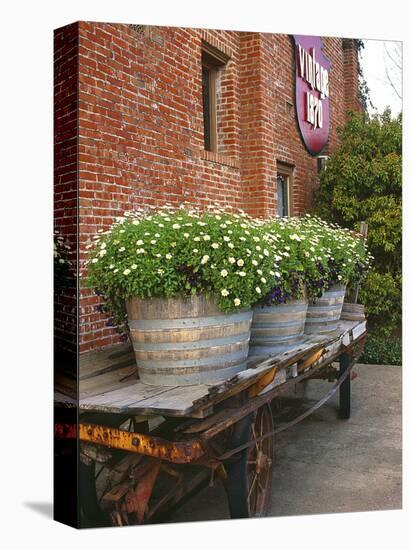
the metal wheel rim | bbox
[246,405,274,517]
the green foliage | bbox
[86,204,373,332]
[361,335,402,365]
[312,110,402,335]
[359,272,402,337]
[262,215,371,301]
[86,206,278,325]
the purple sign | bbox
[293,35,331,155]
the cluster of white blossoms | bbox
[87,204,371,315]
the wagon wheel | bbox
[79,415,140,528]
[225,405,274,519]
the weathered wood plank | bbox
[79,365,138,398]
[77,320,361,417]
[79,343,134,380]
[352,320,367,341]
[79,382,175,412]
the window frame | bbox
[201,42,230,153]
[276,163,294,217]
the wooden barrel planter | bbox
[249,298,308,356]
[304,284,346,334]
[340,302,365,322]
[126,295,253,386]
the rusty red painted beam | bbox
[54,422,205,464]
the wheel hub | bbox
[256,450,269,474]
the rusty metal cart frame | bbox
[55,319,367,526]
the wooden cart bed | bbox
[55,320,366,419]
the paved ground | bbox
[169,363,402,523]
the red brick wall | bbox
[54,22,78,354]
[55,22,361,352]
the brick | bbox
[54,22,361,353]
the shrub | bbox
[312,109,402,336]
[361,335,402,365]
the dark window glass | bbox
[277,174,289,217]
[202,66,211,151]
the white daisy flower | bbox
[238,271,246,277]
[234,298,241,306]
[136,240,144,246]
[252,259,258,266]
[220,269,228,277]
[256,286,261,294]
[261,277,267,284]
[123,269,131,275]
[211,243,219,249]
[221,289,229,297]
[237,259,244,267]
[228,257,236,264]
[131,264,137,269]
[201,255,210,264]
[165,253,172,260]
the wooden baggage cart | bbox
[55,319,367,526]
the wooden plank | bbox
[54,390,76,407]
[352,320,367,341]
[125,385,212,416]
[79,382,175,412]
[55,372,76,398]
[79,343,134,380]
[78,320,361,417]
[80,366,138,399]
